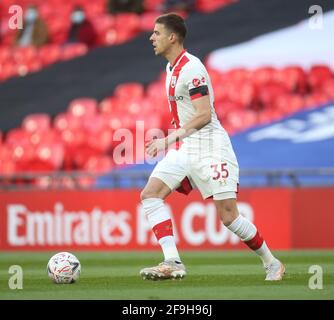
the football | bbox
[47,252,81,284]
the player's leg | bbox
[139,150,187,280]
[189,153,285,281]
[141,177,181,263]
[214,195,285,281]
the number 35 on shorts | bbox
[210,163,229,180]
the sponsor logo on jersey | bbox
[168,95,184,101]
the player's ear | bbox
[169,32,176,43]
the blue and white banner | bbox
[232,103,334,170]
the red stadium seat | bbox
[60,129,88,169]
[115,13,140,35]
[123,98,144,115]
[119,113,137,132]
[142,113,162,130]
[140,97,158,113]
[113,20,141,45]
[60,128,86,148]
[82,114,106,133]
[0,146,16,174]
[257,83,288,109]
[0,47,11,63]
[146,81,165,99]
[87,127,113,153]
[5,128,30,147]
[304,92,330,109]
[22,113,51,133]
[114,82,145,100]
[13,46,37,64]
[76,153,109,188]
[215,100,243,123]
[100,28,119,46]
[149,97,171,121]
[91,14,115,46]
[236,81,257,108]
[82,0,105,18]
[257,109,283,125]
[196,0,236,13]
[220,81,255,108]
[143,0,164,11]
[273,94,305,116]
[252,66,277,86]
[72,145,102,169]
[48,16,70,44]
[278,66,307,93]
[11,143,36,172]
[84,155,113,173]
[61,43,88,61]
[308,65,333,90]
[226,109,258,133]
[321,78,334,100]
[99,96,122,114]
[242,110,258,129]
[226,67,250,83]
[30,142,64,171]
[68,98,98,119]
[112,26,138,44]
[206,67,226,85]
[28,129,61,146]
[21,59,43,74]
[38,45,62,66]
[140,12,161,31]
[224,110,246,134]
[54,112,82,132]
[91,14,115,32]
[0,61,18,80]
[104,113,124,131]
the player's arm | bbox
[146,89,211,156]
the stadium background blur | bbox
[0,0,334,300]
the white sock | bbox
[158,236,180,262]
[142,198,181,262]
[226,214,257,241]
[227,215,275,266]
[255,242,277,266]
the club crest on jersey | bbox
[192,78,201,87]
[171,76,177,88]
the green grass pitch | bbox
[0,250,333,300]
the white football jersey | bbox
[165,50,233,155]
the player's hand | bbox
[145,138,168,157]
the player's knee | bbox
[140,189,158,201]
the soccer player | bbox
[140,13,285,281]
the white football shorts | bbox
[150,145,239,200]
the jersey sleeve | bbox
[185,66,209,101]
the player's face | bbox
[150,23,172,56]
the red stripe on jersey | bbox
[168,52,193,196]
[190,92,208,100]
[168,54,189,128]
[171,49,187,68]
